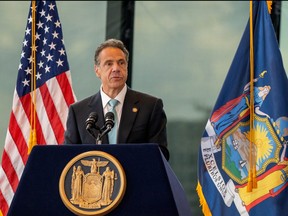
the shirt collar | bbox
[100,84,127,108]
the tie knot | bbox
[109,99,118,108]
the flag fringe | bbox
[196,181,212,216]
[266,1,272,14]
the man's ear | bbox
[94,65,100,78]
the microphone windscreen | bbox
[105,112,114,121]
[86,112,98,128]
[90,112,98,120]
[105,112,114,128]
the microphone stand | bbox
[86,112,114,144]
[87,127,99,142]
[96,126,112,144]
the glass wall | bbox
[280,1,288,71]
[133,2,249,214]
[56,1,106,99]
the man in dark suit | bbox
[64,39,169,160]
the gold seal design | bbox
[59,151,126,216]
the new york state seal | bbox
[59,151,126,216]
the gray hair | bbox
[94,38,129,65]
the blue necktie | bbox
[108,99,119,144]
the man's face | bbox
[95,47,128,95]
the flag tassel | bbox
[28,0,37,154]
[247,0,256,192]
[247,0,272,192]
[28,129,37,154]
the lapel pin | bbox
[132,107,138,113]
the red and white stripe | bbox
[0,71,76,215]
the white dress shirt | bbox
[100,84,127,128]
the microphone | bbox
[96,112,115,144]
[104,112,115,130]
[85,112,98,130]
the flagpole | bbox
[247,0,256,193]
[247,0,273,193]
[28,0,37,154]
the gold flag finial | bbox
[266,1,272,14]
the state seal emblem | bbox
[59,151,126,216]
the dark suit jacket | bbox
[64,88,169,160]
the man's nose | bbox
[112,63,121,71]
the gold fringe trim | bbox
[266,1,272,14]
[196,181,212,216]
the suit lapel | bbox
[118,89,139,143]
[88,92,109,144]
[88,89,139,144]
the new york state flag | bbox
[197,1,288,216]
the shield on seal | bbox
[82,173,103,203]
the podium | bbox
[8,144,192,216]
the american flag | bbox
[0,1,76,215]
